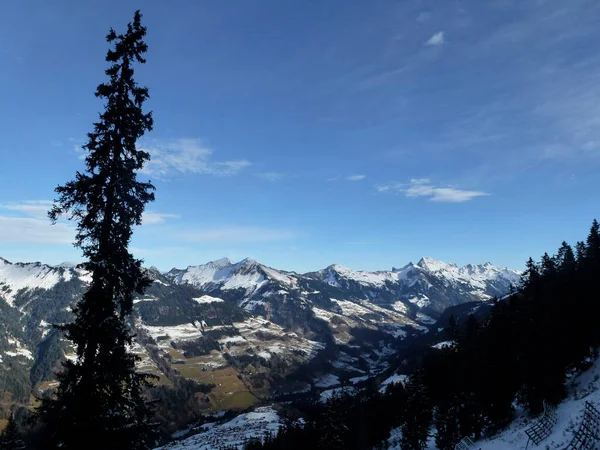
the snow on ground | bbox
[389,356,600,450]
[156,407,280,450]
[325,265,398,287]
[0,258,72,306]
[214,317,324,365]
[5,347,33,360]
[416,312,436,325]
[431,340,454,350]
[142,323,204,343]
[172,258,235,287]
[192,295,224,304]
[218,335,246,345]
[320,386,357,402]
[332,299,376,317]
[391,301,408,313]
[261,266,297,287]
[222,271,266,291]
[349,375,370,384]
[408,295,431,309]
[379,374,408,393]
[39,319,51,338]
[133,296,159,304]
[4,337,33,360]
[313,373,340,388]
[416,256,520,292]
[465,358,600,450]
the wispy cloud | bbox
[0,200,53,219]
[180,226,296,244]
[0,201,74,245]
[141,211,180,225]
[255,172,286,182]
[346,174,366,181]
[425,31,445,46]
[0,201,177,245]
[139,138,251,178]
[377,179,489,203]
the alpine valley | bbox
[0,255,519,434]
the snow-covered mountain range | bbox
[164,256,519,319]
[0,254,519,423]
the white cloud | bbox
[377,179,488,203]
[0,217,73,245]
[255,172,286,182]
[0,202,178,245]
[141,211,180,225]
[0,200,54,219]
[425,31,445,46]
[428,188,489,202]
[180,227,295,244]
[0,201,75,245]
[346,174,366,181]
[139,138,251,178]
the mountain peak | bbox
[416,256,450,271]
[327,263,350,272]
[238,257,260,269]
[207,257,233,268]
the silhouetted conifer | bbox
[0,415,26,450]
[34,10,156,450]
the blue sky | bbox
[1,0,599,273]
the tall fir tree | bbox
[586,219,600,262]
[0,415,26,450]
[401,370,432,450]
[34,11,156,450]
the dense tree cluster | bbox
[0,415,26,450]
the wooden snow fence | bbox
[562,401,600,450]
[455,436,476,450]
[524,400,558,448]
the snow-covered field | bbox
[156,407,281,450]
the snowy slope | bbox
[472,360,600,450]
[0,257,76,306]
[386,358,600,450]
[156,407,281,450]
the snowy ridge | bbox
[169,256,519,300]
[415,256,519,290]
[313,257,519,292]
[320,264,398,287]
[0,258,75,306]
[167,258,296,292]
